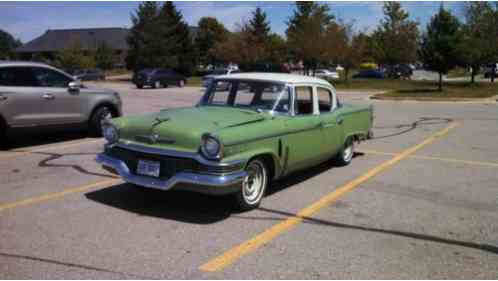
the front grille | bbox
[106,146,197,179]
[105,146,243,178]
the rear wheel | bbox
[153,80,162,89]
[178,79,185,88]
[89,106,113,137]
[136,84,143,89]
[335,137,354,166]
[0,120,9,150]
[234,159,268,211]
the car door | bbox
[283,85,324,173]
[0,66,45,127]
[317,86,343,159]
[31,67,86,125]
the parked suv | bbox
[0,61,122,147]
[132,68,186,89]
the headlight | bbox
[201,134,222,159]
[102,124,119,144]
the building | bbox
[16,26,198,69]
[16,27,129,67]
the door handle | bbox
[42,94,55,100]
[0,94,7,101]
[337,117,344,125]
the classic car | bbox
[96,73,373,210]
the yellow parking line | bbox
[199,122,460,272]
[0,139,102,160]
[360,149,498,168]
[0,178,121,213]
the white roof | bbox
[216,72,332,86]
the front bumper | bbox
[96,153,246,195]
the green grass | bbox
[186,76,202,87]
[376,81,498,99]
[328,78,498,99]
[447,67,469,78]
[104,69,131,76]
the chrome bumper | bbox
[96,153,246,194]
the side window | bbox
[0,67,38,87]
[31,67,72,88]
[294,86,314,115]
[317,87,332,113]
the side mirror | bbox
[68,81,81,92]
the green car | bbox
[96,73,373,210]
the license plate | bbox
[137,160,160,178]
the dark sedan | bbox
[352,69,386,79]
[132,68,186,89]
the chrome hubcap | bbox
[343,142,353,162]
[242,161,266,205]
[155,81,161,88]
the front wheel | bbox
[0,121,9,150]
[234,159,268,211]
[335,138,354,166]
[89,106,113,137]
[178,79,185,88]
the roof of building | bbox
[216,72,333,86]
[16,27,130,53]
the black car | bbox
[73,69,105,81]
[132,68,186,89]
[352,69,386,79]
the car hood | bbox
[112,106,267,152]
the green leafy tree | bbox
[95,41,114,70]
[459,2,498,83]
[56,40,95,72]
[286,1,335,74]
[371,2,419,66]
[419,6,463,91]
[0,29,22,60]
[194,17,229,66]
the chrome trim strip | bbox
[96,153,246,191]
[113,142,245,167]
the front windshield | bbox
[200,80,290,114]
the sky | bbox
[0,1,466,43]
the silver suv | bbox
[0,61,122,147]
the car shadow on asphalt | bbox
[233,207,498,256]
[84,153,365,224]
[4,130,89,150]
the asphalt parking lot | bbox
[1,82,497,279]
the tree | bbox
[249,7,271,44]
[459,2,498,83]
[286,2,334,74]
[194,17,229,66]
[419,6,463,91]
[95,41,114,70]
[156,1,195,75]
[126,1,195,75]
[0,29,21,60]
[371,2,419,66]
[56,40,95,72]
[126,1,160,71]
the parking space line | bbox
[0,139,102,160]
[199,122,460,272]
[0,178,121,213]
[360,149,498,168]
